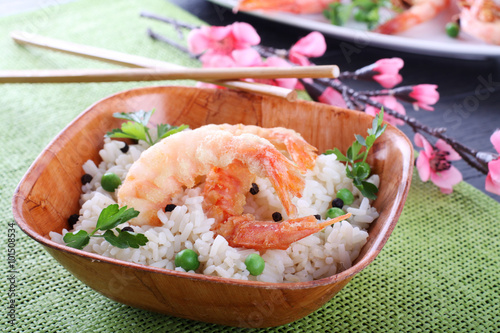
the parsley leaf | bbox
[113,110,154,127]
[103,228,149,249]
[64,205,147,250]
[106,109,188,146]
[157,124,189,140]
[95,204,140,232]
[63,230,90,249]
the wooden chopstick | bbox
[10,31,303,101]
[0,65,339,84]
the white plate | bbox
[207,0,500,59]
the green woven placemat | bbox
[1,1,499,332]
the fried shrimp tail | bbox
[215,213,351,250]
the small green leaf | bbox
[375,124,387,138]
[365,134,376,148]
[346,146,353,161]
[359,181,378,200]
[63,230,90,249]
[325,148,349,162]
[103,228,148,249]
[353,162,371,180]
[355,134,366,147]
[345,166,354,178]
[377,108,385,126]
[351,140,362,159]
[157,124,189,140]
[324,3,353,26]
[113,110,154,127]
[95,204,140,231]
[121,121,148,142]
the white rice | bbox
[50,135,379,283]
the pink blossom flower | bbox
[414,133,463,194]
[365,96,406,127]
[485,130,500,196]
[354,58,404,88]
[393,84,439,111]
[187,22,261,67]
[289,32,327,66]
[318,86,347,108]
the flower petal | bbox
[490,129,500,153]
[485,159,500,195]
[187,29,211,54]
[373,58,404,75]
[373,73,403,89]
[416,154,431,182]
[290,31,326,57]
[232,48,262,66]
[414,133,434,156]
[319,87,347,108]
[487,158,500,183]
[231,22,261,46]
[430,165,462,190]
[435,139,461,161]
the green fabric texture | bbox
[1,0,499,332]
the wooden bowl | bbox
[12,86,413,328]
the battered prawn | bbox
[117,125,349,250]
[236,0,338,14]
[459,0,500,45]
[374,0,450,34]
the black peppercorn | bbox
[331,198,344,208]
[314,214,321,220]
[67,214,79,228]
[81,173,93,185]
[165,204,177,212]
[121,226,134,232]
[272,212,282,222]
[120,142,129,153]
[249,183,259,195]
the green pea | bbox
[326,207,345,219]
[445,22,460,38]
[101,172,121,192]
[175,249,200,271]
[353,162,371,180]
[245,253,265,276]
[336,188,354,205]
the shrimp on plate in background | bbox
[374,0,450,34]
[458,0,500,45]
[117,125,350,250]
[236,0,339,14]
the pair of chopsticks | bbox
[4,31,340,101]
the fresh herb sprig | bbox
[106,109,188,146]
[325,110,387,200]
[323,0,393,30]
[63,204,148,250]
